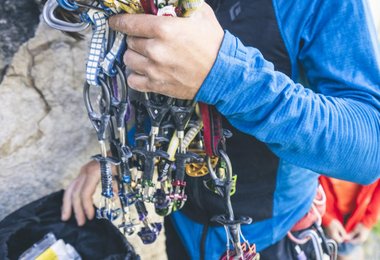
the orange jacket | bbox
[319,176,380,233]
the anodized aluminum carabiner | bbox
[57,0,79,11]
[43,0,89,32]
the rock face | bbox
[0,19,92,215]
[0,0,40,82]
[0,18,166,260]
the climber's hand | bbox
[61,160,100,226]
[348,223,371,244]
[325,219,349,244]
[109,3,224,99]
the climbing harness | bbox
[287,186,338,260]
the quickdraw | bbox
[43,0,259,258]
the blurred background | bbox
[0,0,379,259]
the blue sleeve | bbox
[195,0,380,184]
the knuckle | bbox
[116,16,129,31]
[87,161,100,174]
[145,44,159,61]
[156,22,171,38]
[144,63,156,78]
[72,189,81,200]
[72,184,82,199]
[147,44,165,64]
[112,16,122,30]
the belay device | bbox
[43,0,259,259]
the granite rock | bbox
[0,0,40,82]
[0,19,96,216]
[0,16,167,260]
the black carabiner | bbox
[83,78,111,141]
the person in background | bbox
[320,177,380,260]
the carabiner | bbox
[83,78,112,141]
[84,78,111,117]
[57,0,79,11]
[43,0,89,32]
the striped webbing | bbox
[86,10,108,86]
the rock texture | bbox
[0,19,166,259]
[0,19,90,214]
[0,0,40,82]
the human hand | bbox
[325,219,348,244]
[348,223,371,244]
[61,160,101,226]
[109,4,224,100]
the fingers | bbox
[332,231,345,244]
[327,220,348,243]
[349,230,364,244]
[124,48,151,75]
[61,161,100,226]
[126,36,152,57]
[72,174,87,226]
[347,224,370,244]
[109,2,222,99]
[127,72,151,92]
[337,226,348,243]
[109,13,170,38]
[61,178,77,221]
[347,230,359,240]
[80,162,101,221]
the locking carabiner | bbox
[43,0,89,32]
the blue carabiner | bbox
[57,0,79,11]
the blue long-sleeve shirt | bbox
[196,0,380,184]
[171,0,380,258]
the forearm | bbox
[196,31,380,184]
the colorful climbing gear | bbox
[43,0,259,258]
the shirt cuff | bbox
[194,30,247,105]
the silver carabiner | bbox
[43,0,90,32]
